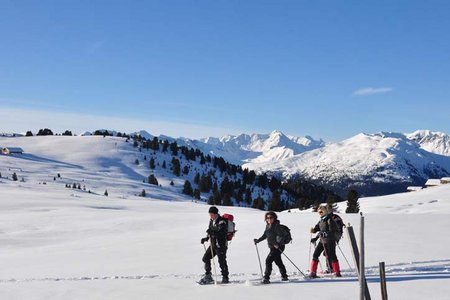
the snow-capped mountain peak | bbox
[244,131,450,196]
[195,130,325,165]
[406,130,450,156]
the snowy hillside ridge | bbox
[354,183,450,214]
[244,132,450,196]
[406,130,450,156]
[0,132,24,137]
[288,183,450,214]
[0,135,341,212]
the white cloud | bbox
[353,87,393,96]
[0,107,242,139]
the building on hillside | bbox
[441,177,450,184]
[1,147,24,155]
[407,186,423,192]
[425,179,441,187]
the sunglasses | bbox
[266,216,274,220]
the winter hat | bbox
[208,206,219,214]
[265,211,278,220]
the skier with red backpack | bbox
[253,211,291,284]
[309,204,343,278]
[199,206,232,284]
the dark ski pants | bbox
[202,246,229,278]
[264,246,287,280]
[313,239,338,267]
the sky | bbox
[1,0,449,141]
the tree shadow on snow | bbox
[84,205,127,211]
[13,154,83,169]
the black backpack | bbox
[329,214,345,241]
[278,224,292,245]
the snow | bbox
[407,130,450,156]
[1,136,450,299]
[354,184,450,214]
[244,132,450,194]
[196,130,325,165]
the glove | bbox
[310,236,319,244]
[253,238,259,245]
[201,237,208,244]
[319,232,328,238]
[206,229,213,235]
[274,244,279,249]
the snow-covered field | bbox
[1,136,449,299]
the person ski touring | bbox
[253,211,290,284]
[309,204,342,278]
[199,206,230,284]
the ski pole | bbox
[312,239,324,272]
[320,237,332,273]
[279,250,307,278]
[337,243,353,272]
[254,243,264,280]
[209,235,218,285]
[308,233,313,270]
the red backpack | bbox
[222,214,236,241]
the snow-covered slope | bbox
[406,130,450,156]
[245,132,450,196]
[356,183,450,214]
[0,135,302,210]
[1,162,450,299]
[0,136,191,199]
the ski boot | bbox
[261,278,270,284]
[281,276,289,282]
[198,274,214,285]
[221,276,229,284]
[332,261,342,277]
[308,260,319,279]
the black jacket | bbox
[312,213,339,243]
[205,215,228,249]
[256,220,286,248]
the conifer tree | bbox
[222,193,232,206]
[162,140,169,152]
[346,189,360,213]
[183,165,189,175]
[148,174,159,185]
[194,173,200,185]
[245,188,252,204]
[182,180,193,196]
[268,190,282,211]
[193,188,201,200]
[213,190,221,205]
[170,141,178,156]
[172,158,181,176]
[149,157,156,169]
[326,194,338,212]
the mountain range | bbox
[183,129,450,196]
[4,128,450,197]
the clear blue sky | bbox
[1,0,449,140]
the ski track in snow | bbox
[2,260,449,284]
